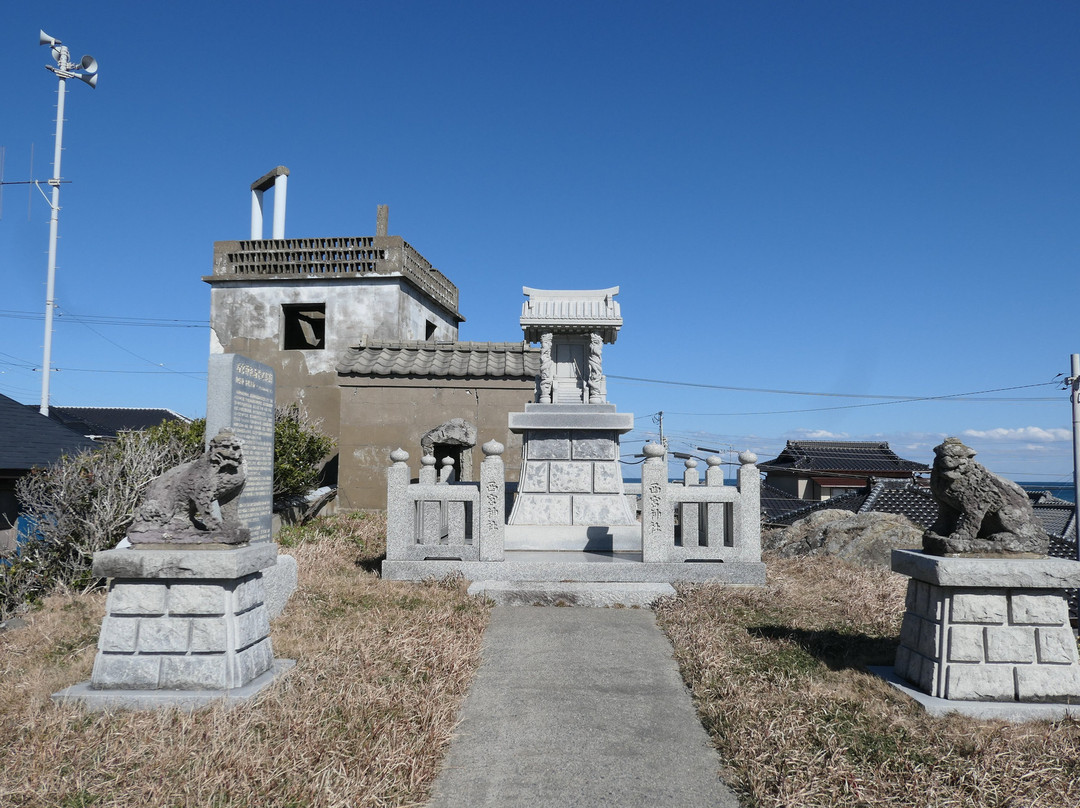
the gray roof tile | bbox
[338,340,540,379]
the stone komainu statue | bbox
[923,437,1048,556]
[127,429,250,545]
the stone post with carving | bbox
[736,452,761,561]
[641,442,670,562]
[587,332,605,403]
[479,440,506,561]
[539,332,553,403]
[386,449,412,559]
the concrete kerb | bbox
[467,580,677,607]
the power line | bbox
[610,374,1058,403]
[52,304,206,382]
[0,309,207,328]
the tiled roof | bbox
[758,440,929,475]
[0,393,98,472]
[766,479,938,529]
[766,490,865,527]
[1028,492,1077,545]
[338,340,540,379]
[45,406,190,439]
[859,480,939,527]
[759,483,805,522]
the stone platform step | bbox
[382,550,766,585]
[468,580,676,607]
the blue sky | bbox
[1,1,1076,483]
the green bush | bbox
[272,404,335,498]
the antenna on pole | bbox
[36,30,98,416]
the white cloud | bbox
[787,429,849,440]
[961,427,1071,443]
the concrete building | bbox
[205,174,537,509]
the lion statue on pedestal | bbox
[127,429,250,545]
[923,437,1048,556]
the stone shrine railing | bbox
[386,442,506,563]
[386,440,762,566]
[638,443,762,563]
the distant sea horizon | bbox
[1019,482,1076,504]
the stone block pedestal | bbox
[891,549,1080,703]
[506,404,637,550]
[53,543,294,710]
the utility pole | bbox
[37,30,97,415]
[1069,354,1080,562]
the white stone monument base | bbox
[507,405,638,549]
[890,549,1080,703]
[53,544,294,711]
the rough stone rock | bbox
[127,429,249,545]
[764,510,923,569]
[420,419,477,455]
[923,437,1049,556]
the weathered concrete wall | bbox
[338,378,535,509]
[207,276,459,434]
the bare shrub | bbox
[3,430,200,618]
[0,511,490,807]
[656,557,1080,807]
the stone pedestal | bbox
[891,549,1080,703]
[53,543,294,710]
[506,404,637,550]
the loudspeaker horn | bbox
[77,71,98,89]
[80,54,98,74]
[39,29,61,46]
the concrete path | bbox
[427,607,742,808]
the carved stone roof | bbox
[337,340,539,379]
[520,287,623,343]
[758,440,929,475]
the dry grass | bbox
[656,556,1080,808]
[0,511,490,808]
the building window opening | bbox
[425,319,437,341]
[282,303,326,350]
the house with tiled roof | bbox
[757,440,930,502]
[204,179,541,508]
[0,393,98,553]
[40,406,190,440]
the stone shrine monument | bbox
[506,287,638,550]
[53,355,293,710]
[890,438,1080,711]
[381,285,765,592]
